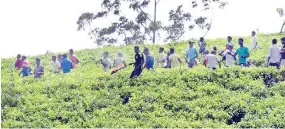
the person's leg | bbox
[130,68,136,78]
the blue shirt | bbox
[22,66,30,76]
[145,54,154,69]
[61,58,72,73]
[236,46,249,64]
[187,48,197,61]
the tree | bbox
[277,8,285,34]
[77,0,227,46]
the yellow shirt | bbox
[169,54,180,68]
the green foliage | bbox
[1,33,285,128]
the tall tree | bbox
[77,0,227,46]
[277,8,285,34]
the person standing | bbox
[235,38,250,67]
[206,51,221,70]
[21,55,32,73]
[222,44,236,67]
[157,47,167,68]
[52,56,61,73]
[129,46,144,78]
[69,49,79,69]
[267,39,280,68]
[251,31,259,50]
[280,37,285,67]
[113,52,126,68]
[15,54,22,70]
[143,48,154,69]
[227,36,234,47]
[186,41,198,68]
[61,54,72,73]
[34,58,44,78]
[169,48,182,68]
[100,51,111,72]
[198,37,207,54]
[203,50,209,67]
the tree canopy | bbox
[77,0,227,46]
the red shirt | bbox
[15,58,22,69]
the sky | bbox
[0,0,285,58]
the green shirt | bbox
[236,46,249,64]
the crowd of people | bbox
[14,31,285,79]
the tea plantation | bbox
[1,33,285,128]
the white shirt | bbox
[222,49,236,66]
[157,52,167,67]
[113,57,125,68]
[102,58,111,72]
[268,44,281,63]
[206,54,219,68]
[52,60,61,73]
[251,36,258,49]
[169,53,180,68]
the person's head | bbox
[211,51,216,55]
[69,49,74,55]
[170,48,175,54]
[22,56,27,61]
[134,46,140,54]
[58,54,62,59]
[252,31,256,36]
[117,52,123,57]
[238,38,244,46]
[281,37,285,45]
[200,37,204,42]
[189,41,194,48]
[103,51,109,58]
[159,47,164,53]
[62,54,68,59]
[143,48,150,55]
[203,50,209,55]
[227,36,232,42]
[52,56,56,61]
[17,54,21,59]
[272,39,277,45]
[213,46,217,51]
[36,58,41,65]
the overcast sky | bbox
[0,0,284,58]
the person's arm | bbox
[15,60,18,67]
[267,48,271,66]
[140,54,145,67]
[217,57,221,68]
[195,49,199,58]
[242,48,250,58]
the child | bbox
[100,51,111,72]
[15,54,22,70]
[143,48,154,69]
[34,58,44,78]
[203,50,209,67]
[52,56,61,73]
[69,49,79,68]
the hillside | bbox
[1,33,285,128]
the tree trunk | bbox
[280,21,285,34]
[152,0,157,44]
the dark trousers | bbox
[269,62,279,68]
[130,67,143,78]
